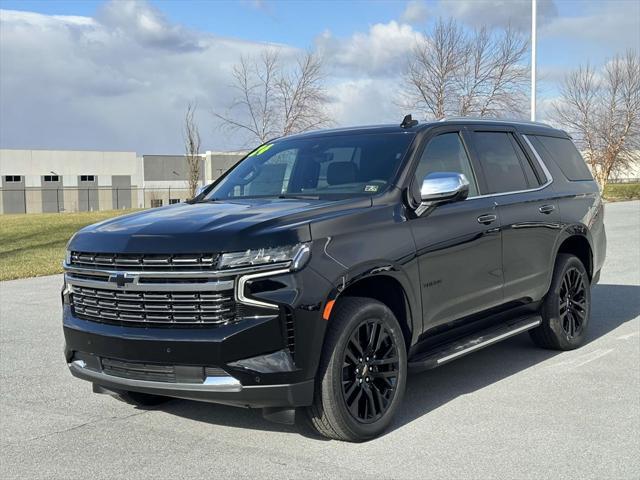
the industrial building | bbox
[0,149,246,214]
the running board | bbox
[408,315,542,372]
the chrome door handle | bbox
[539,204,555,214]
[477,214,497,225]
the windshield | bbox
[202,132,415,201]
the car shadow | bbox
[156,283,640,440]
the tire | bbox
[306,297,408,442]
[530,253,591,350]
[116,390,171,407]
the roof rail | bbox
[438,116,553,128]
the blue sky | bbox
[1,0,638,153]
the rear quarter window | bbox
[531,135,593,181]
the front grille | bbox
[70,251,219,271]
[96,357,229,383]
[71,285,235,327]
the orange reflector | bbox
[322,300,336,320]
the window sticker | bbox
[248,143,274,157]
[364,185,379,192]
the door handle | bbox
[477,214,497,225]
[539,204,555,214]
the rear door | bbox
[408,127,504,331]
[466,126,561,304]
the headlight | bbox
[65,249,72,265]
[218,243,311,270]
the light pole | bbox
[531,0,537,121]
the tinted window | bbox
[205,133,414,200]
[533,135,593,181]
[473,132,531,193]
[414,133,478,196]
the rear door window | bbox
[472,132,534,194]
[531,135,593,181]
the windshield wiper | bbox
[278,194,321,200]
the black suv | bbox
[63,117,606,441]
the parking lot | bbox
[1,200,638,479]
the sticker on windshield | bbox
[248,143,274,157]
[364,185,379,192]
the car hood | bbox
[69,197,371,254]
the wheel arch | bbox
[332,273,416,350]
[556,233,593,280]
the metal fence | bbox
[0,187,194,214]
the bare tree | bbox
[183,102,201,198]
[553,51,640,188]
[403,18,529,120]
[215,49,331,145]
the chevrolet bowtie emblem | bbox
[109,273,134,288]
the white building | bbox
[0,149,246,214]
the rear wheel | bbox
[530,253,591,350]
[307,297,407,442]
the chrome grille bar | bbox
[70,285,235,326]
[70,252,218,270]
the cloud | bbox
[401,1,429,25]
[317,21,423,77]
[0,3,292,153]
[325,78,405,127]
[1,3,416,154]
[435,0,558,31]
[97,0,203,52]
[541,1,640,51]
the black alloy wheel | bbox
[341,320,400,423]
[559,266,588,338]
[530,253,591,351]
[307,297,407,442]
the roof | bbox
[279,117,567,141]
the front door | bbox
[408,129,504,332]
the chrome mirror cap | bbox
[416,172,469,216]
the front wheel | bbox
[530,253,591,350]
[307,297,407,442]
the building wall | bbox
[0,149,247,214]
[41,175,63,212]
[0,149,142,213]
[1,175,26,213]
[112,175,132,209]
[143,155,206,182]
[208,151,246,182]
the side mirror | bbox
[415,172,469,216]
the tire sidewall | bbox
[543,255,591,349]
[323,299,407,440]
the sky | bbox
[0,0,639,154]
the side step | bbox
[408,315,542,372]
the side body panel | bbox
[408,197,504,329]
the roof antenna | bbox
[400,114,418,128]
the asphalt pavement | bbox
[1,200,639,479]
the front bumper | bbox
[63,306,317,407]
[62,262,332,408]
[67,357,314,408]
